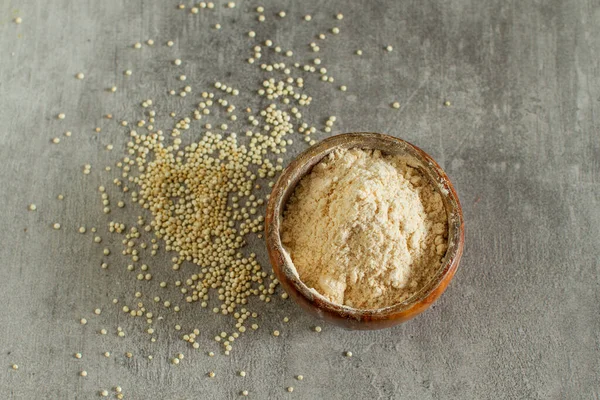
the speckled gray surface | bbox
[0,0,599,399]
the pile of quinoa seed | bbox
[117,101,297,345]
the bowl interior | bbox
[266,132,464,323]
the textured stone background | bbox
[0,0,598,399]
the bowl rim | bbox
[265,132,464,325]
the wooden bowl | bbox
[265,132,464,330]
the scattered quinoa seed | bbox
[45,17,344,363]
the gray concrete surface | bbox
[0,0,599,399]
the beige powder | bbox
[281,148,448,309]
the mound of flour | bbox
[281,148,448,309]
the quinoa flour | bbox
[281,148,448,309]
